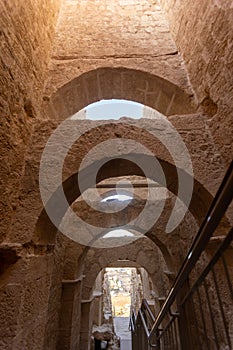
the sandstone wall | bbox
[45,0,194,104]
[0,0,61,240]
[0,1,232,349]
[160,0,233,164]
[0,2,62,348]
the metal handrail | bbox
[130,300,155,335]
[129,309,137,332]
[180,227,233,306]
[142,299,155,324]
[130,162,233,349]
[149,161,233,340]
[138,309,150,338]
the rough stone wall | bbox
[42,234,66,350]
[160,0,233,164]
[0,251,53,349]
[0,0,61,240]
[131,269,144,313]
[0,2,62,348]
[0,234,66,350]
[56,237,85,350]
[44,0,194,103]
[0,1,232,349]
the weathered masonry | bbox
[0,1,232,349]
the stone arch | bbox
[35,155,213,246]
[75,226,175,282]
[45,67,196,119]
[31,117,229,253]
[80,236,171,301]
[10,115,228,248]
[31,113,230,257]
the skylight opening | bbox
[101,194,133,202]
[103,229,135,238]
[71,99,143,120]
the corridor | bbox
[114,318,132,350]
[0,0,232,349]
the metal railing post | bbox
[130,162,233,350]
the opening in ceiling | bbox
[101,194,133,202]
[71,99,143,120]
[103,229,135,238]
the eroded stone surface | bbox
[0,1,232,349]
[160,0,233,164]
[0,0,61,241]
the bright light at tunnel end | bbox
[39,103,194,249]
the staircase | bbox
[130,162,233,349]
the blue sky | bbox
[86,99,143,120]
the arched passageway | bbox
[0,1,232,349]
